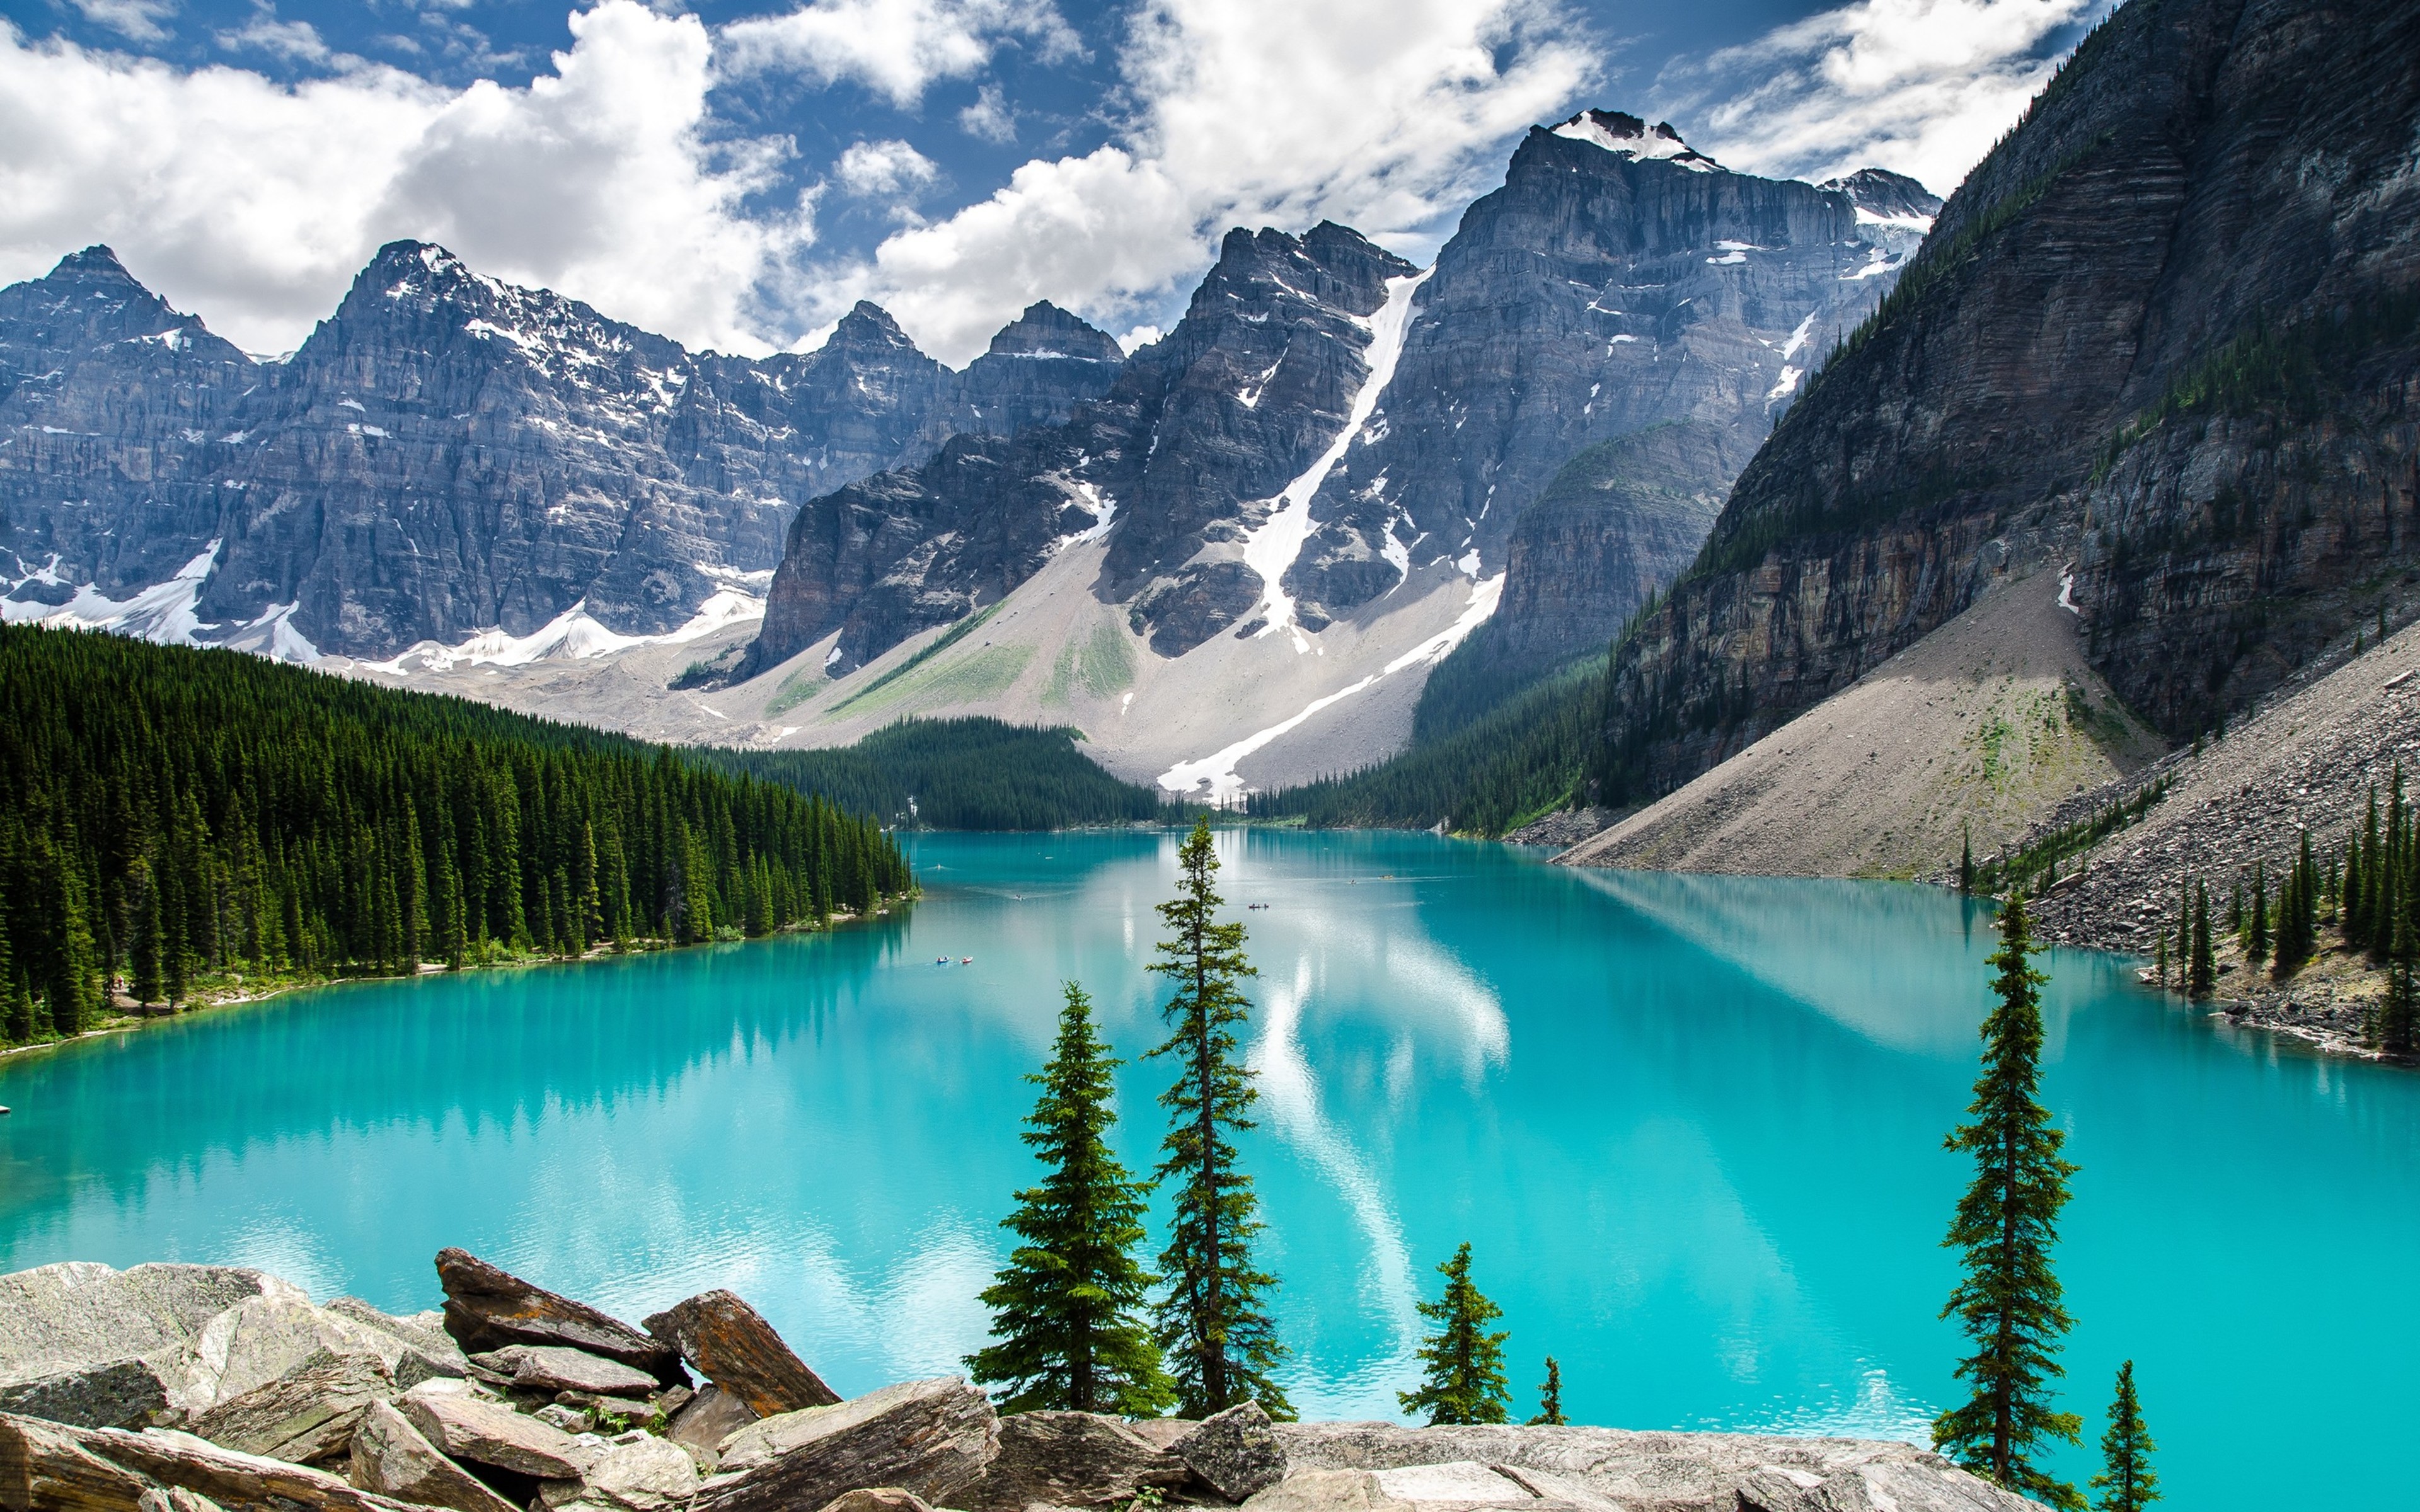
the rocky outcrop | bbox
[0,1252,2053,1512]
[1593,0,2420,811]
[644,1291,838,1418]
[188,1351,395,1465]
[0,249,1120,662]
[466,1348,657,1400]
[433,1249,683,1385]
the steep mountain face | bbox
[1593,0,2420,805]
[0,248,255,610]
[0,246,1120,660]
[1280,112,1933,639]
[744,121,1933,699]
[742,222,1419,674]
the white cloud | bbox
[0,4,810,355]
[836,139,939,197]
[1659,0,2103,197]
[717,0,1080,108]
[72,0,175,43]
[843,0,1597,363]
[216,6,332,64]
[957,81,1015,142]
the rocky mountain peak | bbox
[827,301,920,353]
[1546,110,1725,172]
[1818,168,1943,229]
[982,301,1122,362]
[0,244,223,357]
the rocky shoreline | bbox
[0,1251,2043,1512]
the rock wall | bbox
[1593,0,2420,805]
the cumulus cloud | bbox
[72,0,175,43]
[1661,0,2102,197]
[842,0,1597,363]
[718,0,1080,108]
[216,6,333,64]
[0,3,809,355]
[957,81,1015,142]
[836,139,940,197]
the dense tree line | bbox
[707,718,1177,831]
[0,625,911,1044]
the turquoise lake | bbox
[1,830,2412,1506]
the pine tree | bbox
[1528,1356,1565,1426]
[2380,910,2417,1057]
[1961,827,1975,894]
[1148,817,1291,1419]
[1934,897,2084,1511]
[969,983,1170,1416]
[2187,883,2215,999]
[1400,1243,1511,1426]
[2089,1361,2159,1512]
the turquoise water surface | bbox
[1,830,2411,1506]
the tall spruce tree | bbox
[2089,1361,2158,1512]
[1148,818,1291,1418]
[2245,862,2269,962]
[1934,896,2084,1510]
[1529,1356,1565,1426]
[969,983,1170,1416]
[1400,1243,1511,1426]
[2187,884,2215,999]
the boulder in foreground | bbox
[643,1291,838,1418]
[396,1381,596,1480]
[960,1410,1187,1512]
[696,1377,996,1512]
[1168,1402,1288,1502]
[187,1349,393,1465]
[345,1401,516,1512]
[434,1251,683,1386]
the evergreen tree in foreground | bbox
[1934,896,2084,1511]
[2089,1360,2159,1512]
[1148,818,1291,1419]
[1528,1356,1565,1426]
[969,983,1170,1415]
[1400,1242,1511,1426]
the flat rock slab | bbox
[189,1349,394,1465]
[434,1251,683,1386]
[815,1489,935,1512]
[962,1411,1187,1512]
[0,1358,178,1433]
[397,1383,596,1480]
[0,1410,158,1512]
[696,1377,996,1512]
[1170,1403,1287,1502]
[346,1401,516,1512]
[536,1430,700,1512]
[75,1424,429,1512]
[1267,1425,2045,1512]
[644,1291,837,1418]
[0,1264,278,1428]
[470,1346,659,1399]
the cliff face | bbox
[0,246,1120,659]
[1594,0,2420,802]
[742,222,1419,674]
[1283,113,1932,637]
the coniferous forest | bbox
[706,717,1178,830]
[0,624,912,1045]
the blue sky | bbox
[0,0,2104,361]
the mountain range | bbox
[2,108,1935,802]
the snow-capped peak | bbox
[1550,111,1724,173]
